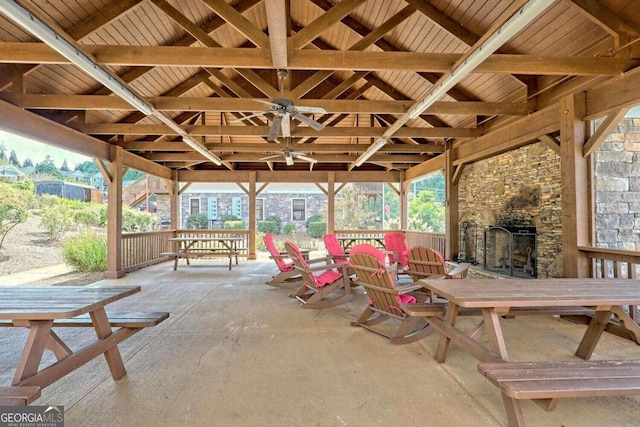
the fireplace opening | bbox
[457,221,478,264]
[483,226,537,278]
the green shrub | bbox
[0,183,30,248]
[62,230,107,272]
[223,220,244,229]
[221,214,239,222]
[308,222,327,238]
[282,223,296,234]
[306,213,323,229]
[186,213,208,229]
[72,203,104,228]
[257,221,278,234]
[40,204,74,239]
[264,215,282,233]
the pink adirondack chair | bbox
[348,244,439,344]
[263,233,301,288]
[383,232,410,269]
[285,241,353,309]
[323,234,349,264]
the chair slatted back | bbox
[323,234,348,264]
[383,232,409,267]
[350,245,404,316]
[407,246,445,281]
[264,232,290,272]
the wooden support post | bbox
[248,172,257,260]
[560,93,590,278]
[445,142,459,261]
[328,172,335,234]
[105,145,124,279]
[400,172,409,230]
[169,170,179,229]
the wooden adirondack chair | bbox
[285,241,353,309]
[383,232,410,270]
[263,233,301,288]
[407,246,471,282]
[348,244,443,344]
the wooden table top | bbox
[418,278,640,308]
[0,286,141,320]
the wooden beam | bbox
[80,123,478,139]
[538,134,561,155]
[179,169,400,183]
[200,0,269,48]
[585,66,640,119]
[568,0,640,42]
[292,0,368,49]
[583,107,630,157]
[1,44,633,76]
[144,152,426,163]
[7,94,531,116]
[264,0,289,69]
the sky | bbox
[0,130,91,169]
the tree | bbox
[0,183,29,248]
[334,184,376,229]
[123,169,143,181]
[75,160,99,174]
[408,190,445,233]
[60,159,70,172]
[22,158,33,168]
[35,155,62,179]
[9,150,19,166]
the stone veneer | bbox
[594,117,640,251]
[457,142,562,278]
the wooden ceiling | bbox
[0,0,639,179]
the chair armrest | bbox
[446,263,471,278]
[395,282,426,294]
[296,261,348,274]
[269,254,291,261]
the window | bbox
[256,199,264,221]
[292,198,306,221]
[189,198,200,216]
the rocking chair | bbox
[263,233,302,288]
[348,244,443,344]
[285,241,353,309]
[407,246,471,281]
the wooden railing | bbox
[120,229,250,272]
[405,231,446,256]
[578,246,640,322]
[121,230,174,273]
[578,246,640,279]
[333,229,446,255]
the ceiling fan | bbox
[260,139,317,166]
[234,70,327,141]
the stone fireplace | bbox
[484,226,537,278]
[457,142,563,278]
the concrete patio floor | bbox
[1,258,640,427]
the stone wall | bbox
[594,117,640,250]
[457,142,563,277]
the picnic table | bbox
[337,236,385,251]
[0,286,168,389]
[166,236,245,270]
[403,278,640,363]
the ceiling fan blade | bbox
[268,115,283,141]
[294,154,317,164]
[281,113,291,138]
[230,112,265,123]
[255,99,279,108]
[295,106,326,114]
[293,113,325,131]
[260,154,281,161]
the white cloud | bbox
[0,130,91,168]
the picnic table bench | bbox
[0,386,41,406]
[0,286,169,390]
[166,236,245,270]
[478,360,640,427]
